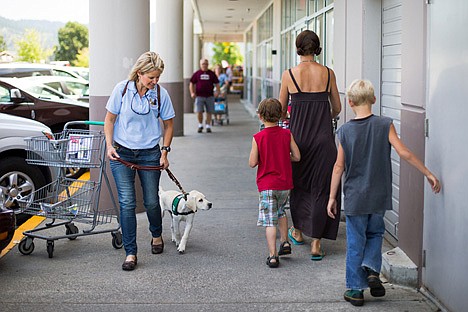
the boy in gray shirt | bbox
[327,79,441,306]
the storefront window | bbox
[316,0,325,11]
[325,9,334,68]
[245,28,253,103]
[282,0,292,29]
[280,0,334,72]
[296,0,307,21]
[316,14,324,64]
[257,6,273,43]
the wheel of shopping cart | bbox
[18,237,35,255]
[46,240,54,258]
[65,223,79,240]
[111,231,123,249]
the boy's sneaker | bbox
[367,270,386,297]
[206,127,212,133]
[197,127,203,133]
[344,289,364,306]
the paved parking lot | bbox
[0,95,439,311]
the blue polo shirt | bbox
[106,80,175,149]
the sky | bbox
[0,0,89,24]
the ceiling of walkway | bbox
[193,0,271,42]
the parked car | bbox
[67,66,89,81]
[0,63,88,84]
[0,113,59,251]
[0,78,89,133]
[0,78,90,178]
[0,206,15,253]
[20,76,89,102]
[3,78,76,102]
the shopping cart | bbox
[17,121,122,258]
[212,97,229,126]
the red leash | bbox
[115,158,188,198]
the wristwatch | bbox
[161,146,171,152]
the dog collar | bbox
[171,194,195,216]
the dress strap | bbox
[325,66,330,93]
[288,69,302,93]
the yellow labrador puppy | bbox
[159,188,212,253]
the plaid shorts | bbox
[257,190,290,227]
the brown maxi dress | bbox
[288,68,341,240]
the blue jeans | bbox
[110,143,162,256]
[345,213,385,290]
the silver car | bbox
[0,113,56,211]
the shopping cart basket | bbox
[212,97,229,126]
[17,121,122,258]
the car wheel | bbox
[0,156,47,210]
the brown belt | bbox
[116,158,164,171]
[115,158,188,197]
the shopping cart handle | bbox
[64,120,104,129]
[85,121,105,126]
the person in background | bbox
[104,51,175,271]
[249,98,301,268]
[278,30,342,261]
[222,60,233,91]
[327,79,441,306]
[189,59,220,133]
[214,64,228,124]
[214,64,228,97]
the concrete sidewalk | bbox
[0,95,438,311]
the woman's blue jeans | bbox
[110,143,162,256]
[345,213,385,290]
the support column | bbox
[183,0,194,113]
[153,0,184,136]
[193,34,201,73]
[89,0,150,213]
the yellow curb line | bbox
[0,215,45,258]
[0,171,90,259]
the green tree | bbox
[0,35,7,52]
[74,47,89,67]
[15,29,52,62]
[54,22,88,65]
[211,42,243,67]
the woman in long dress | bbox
[279,30,342,260]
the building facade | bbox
[89,0,467,311]
[241,1,467,311]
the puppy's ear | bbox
[187,195,197,212]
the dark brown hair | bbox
[257,98,282,123]
[296,30,322,56]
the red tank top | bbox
[254,126,294,192]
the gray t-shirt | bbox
[336,115,393,216]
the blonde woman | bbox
[104,51,175,271]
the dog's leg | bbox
[177,215,194,254]
[170,215,177,244]
[172,217,182,247]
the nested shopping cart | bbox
[17,121,122,258]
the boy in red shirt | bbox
[249,98,301,268]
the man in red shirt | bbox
[189,59,220,133]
